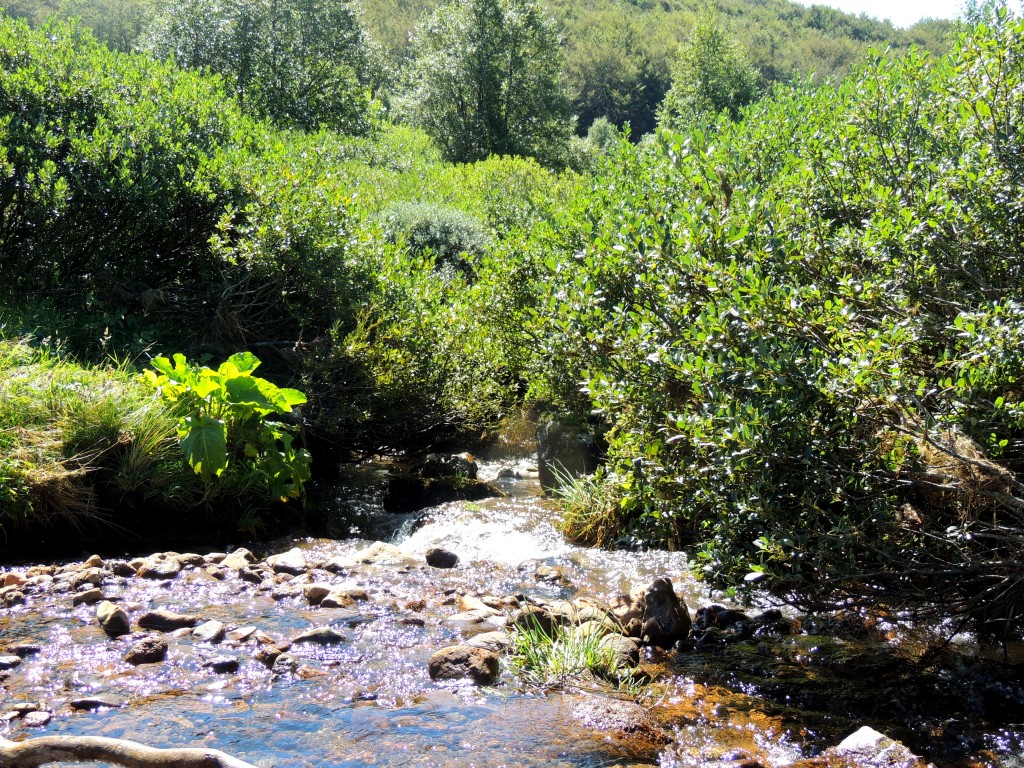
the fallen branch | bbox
[0,734,260,768]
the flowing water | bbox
[2,457,1024,767]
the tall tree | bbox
[400,0,572,166]
[658,6,760,131]
[142,0,374,132]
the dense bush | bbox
[0,16,243,295]
[536,7,1024,632]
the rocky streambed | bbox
[2,459,1024,767]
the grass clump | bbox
[508,615,640,695]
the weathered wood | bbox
[0,734,260,768]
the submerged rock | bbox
[428,645,500,685]
[791,726,931,768]
[292,626,347,645]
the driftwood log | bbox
[0,734,261,768]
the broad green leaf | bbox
[179,415,228,481]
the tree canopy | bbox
[658,6,760,130]
[142,0,375,132]
[399,0,573,166]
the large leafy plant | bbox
[141,352,310,501]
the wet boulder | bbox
[136,554,182,580]
[383,454,505,513]
[221,548,258,570]
[428,645,500,685]
[537,414,605,492]
[267,547,308,576]
[425,547,459,569]
[96,601,131,637]
[138,609,201,632]
[418,453,478,480]
[291,626,347,645]
[193,619,227,644]
[791,726,931,768]
[124,636,168,665]
[599,633,641,668]
[640,577,691,649]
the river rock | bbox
[1,587,26,607]
[3,571,26,587]
[428,645,500,685]
[321,589,356,609]
[254,643,291,669]
[303,584,331,605]
[226,626,258,644]
[136,555,182,580]
[572,697,669,746]
[221,549,257,570]
[537,414,605,491]
[641,577,691,649]
[70,567,105,589]
[292,626,347,645]
[346,541,416,566]
[202,656,241,674]
[512,605,558,637]
[8,643,41,658]
[425,547,459,569]
[267,547,308,575]
[72,587,104,606]
[22,710,52,728]
[83,554,105,568]
[96,601,131,636]
[421,452,478,479]
[832,726,928,768]
[124,636,168,665]
[110,560,138,577]
[0,655,23,670]
[465,631,513,652]
[599,633,641,668]
[193,620,227,644]
[138,609,201,632]
[69,696,125,711]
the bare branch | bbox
[0,734,260,768]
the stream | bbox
[2,457,1024,767]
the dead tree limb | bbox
[0,734,260,768]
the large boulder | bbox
[537,414,605,492]
[640,577,691,649]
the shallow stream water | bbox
[2,458,1024,767]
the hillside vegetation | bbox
[2,0,1024,638]
[3,0,951,138]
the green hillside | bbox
[4,0,952,137]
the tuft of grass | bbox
[552,465,626,548]
[508,613,640,695]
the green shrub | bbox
[141,352,311,501]
[533,6,1024,632]
[378,201,489,277]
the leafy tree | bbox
[658,5,760,130]
[142,0,375,132]
[399,0,572,166]
[560,7,671,137]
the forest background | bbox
[2,0,1023,640]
